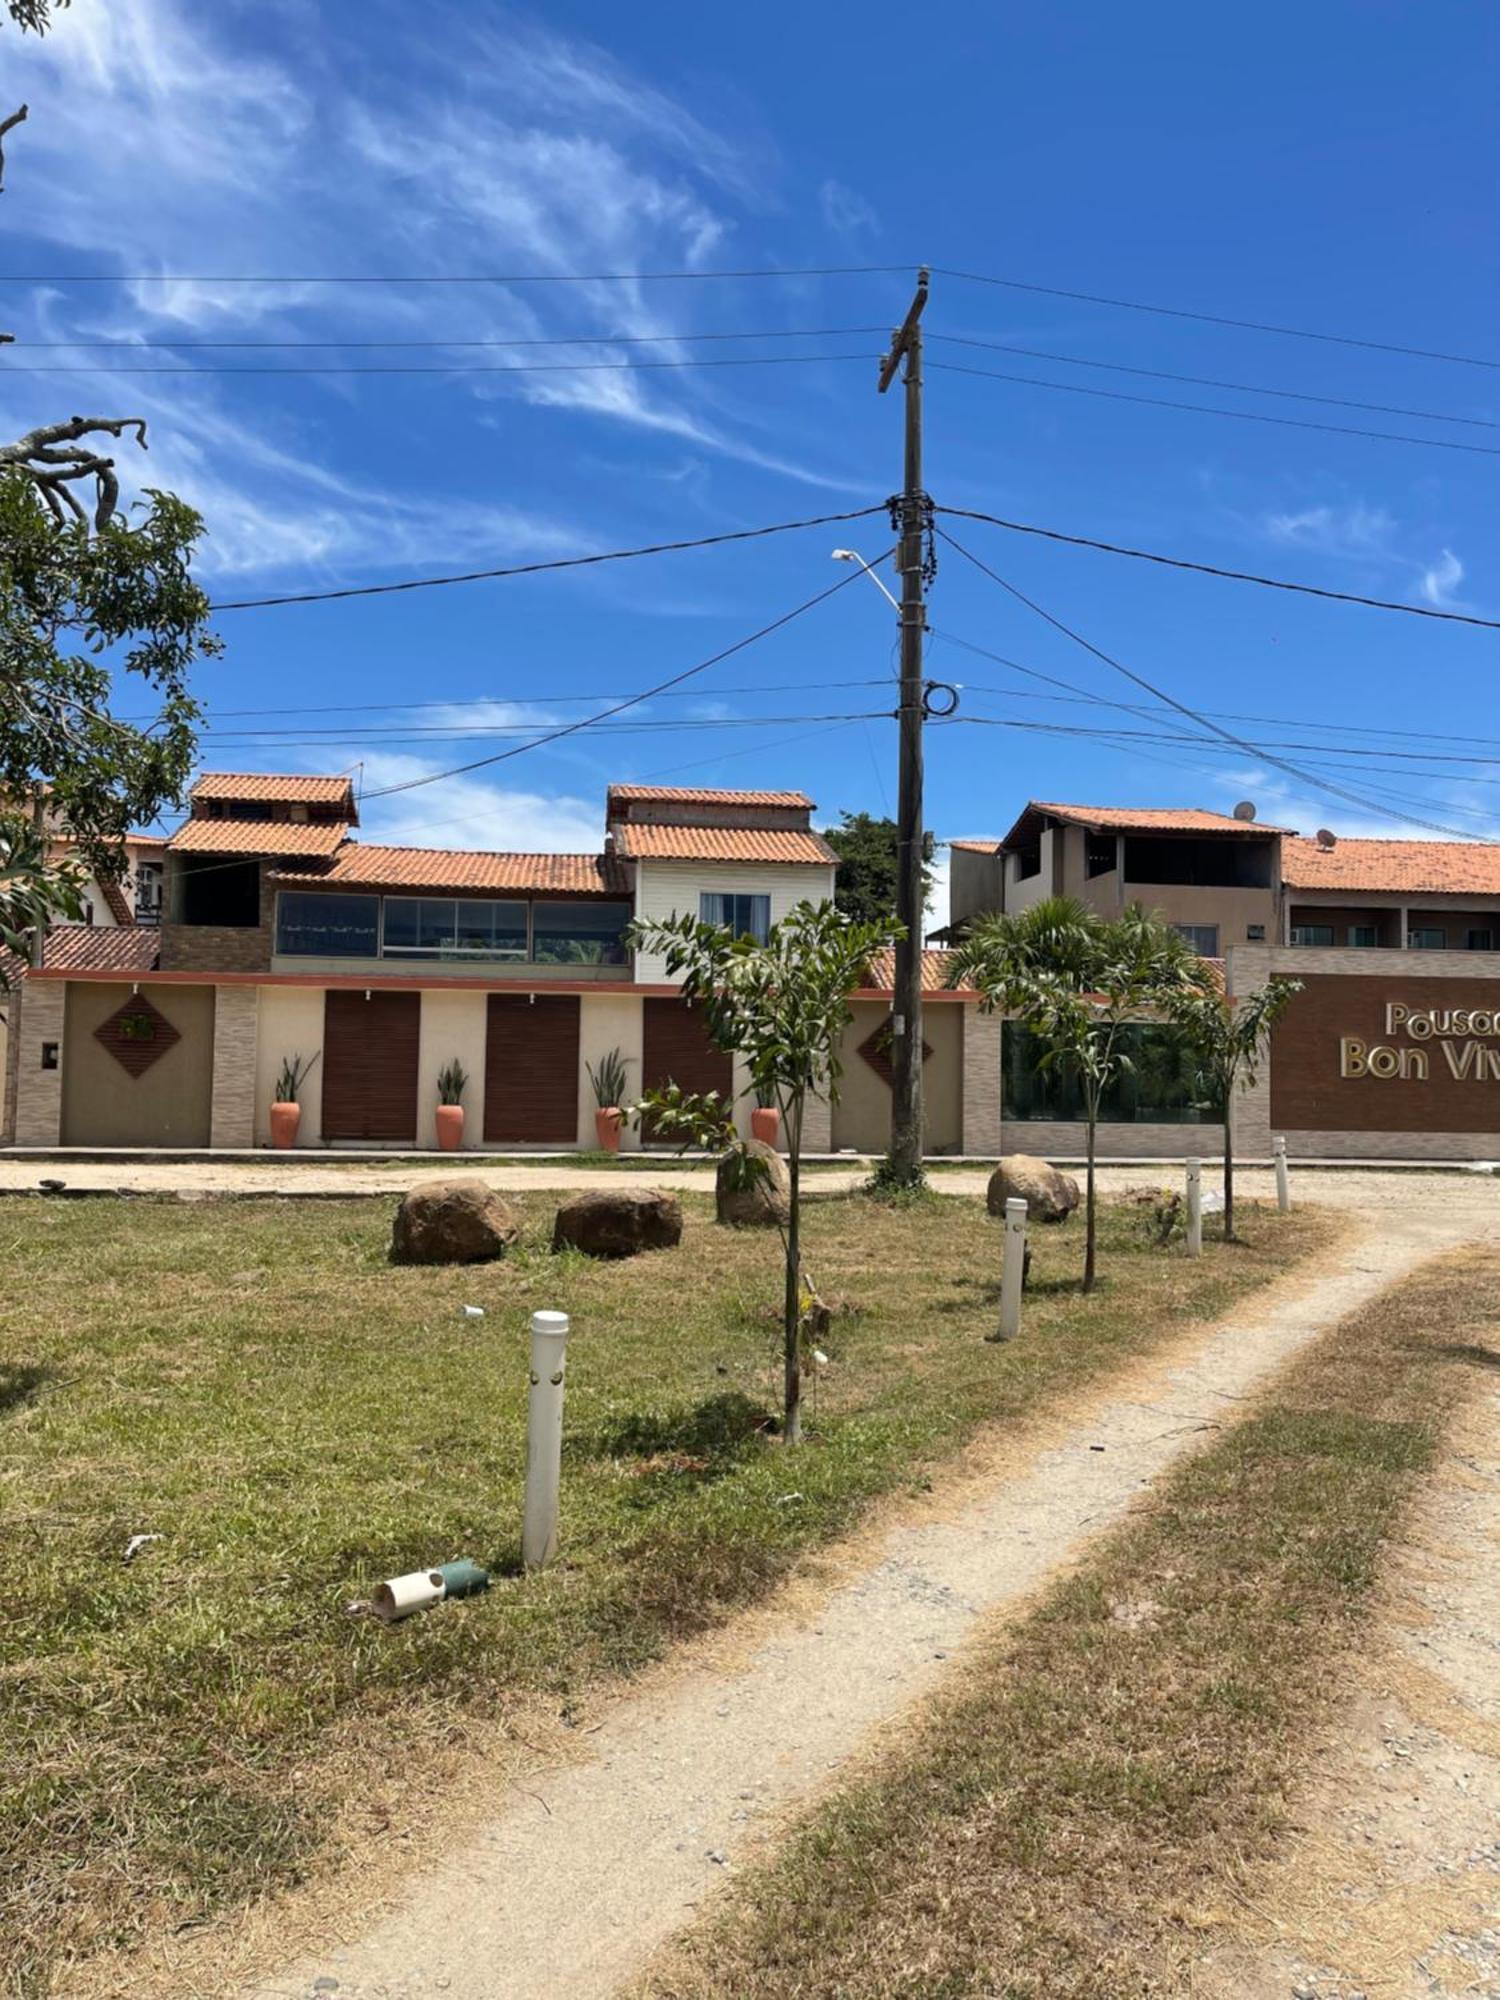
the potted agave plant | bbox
[270,1051,318,1150]
[435,1058,469,1152]
[750,1076,781,1148]
[586,1047,630,1153]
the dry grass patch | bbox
[0,1189,1325,1996]
[640,1245,1500,2000]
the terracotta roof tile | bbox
[612,823,836,865]
[97,880,134,925]
[1002,800,1297,847]
[270,844,631,895]
[168,819,351,856]
[41,925,161,972]
[948,839,1002,854]
[861,946,972,993]
[607,783,813,810]
[191,772,357,806]
[1283,835,1500,895]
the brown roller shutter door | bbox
[485,994,581,1142]
[642,997,733,1109]
[322,990,420,1141]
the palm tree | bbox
[950,897,1209,1291]
[1163,977,1302,1241]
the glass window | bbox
[382,896,526,958]
[533,900,632,965]
[1085,833,1116,879]
[1466,929,1493,952]
[1408,927,1446,950]
[1171,923,1219,956]
[276,891,379,957]
[700,891,771,943]
[1002,1023,1223,1126]
[1290,924,1334,947]
[1349,925,1379,948]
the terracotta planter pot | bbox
[269,1101,301,1150]
[435,1103,465,1153]
[594,1106,624,1153]
[750,1106,780,1148]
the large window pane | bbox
[276,891,379,957]
[382,897,456,953]
[454,899,527,958]
[533,899,631,965]
[1002,1022,1222,1125]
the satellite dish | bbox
[1316,827,1337,850]
[1232,800,1257,822]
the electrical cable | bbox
[3,352,880,377]
[935,525,1498,842]
[927,358,1500,461]
[930,332,1500,434]
[208,505,886,611]
[934,506,1500,635]
[358,551,891,801]
[932,266,1500,374]
[4,324,887,350]
[0,262,911,285]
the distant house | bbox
[3,776,995,1155]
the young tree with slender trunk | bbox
[628,901,900,1444]
[949,897,1208,1292]
[1164,976,1302,1241]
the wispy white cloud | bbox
[1258,498,1473,615]
[819,179,878,235]
[350,756,603,853]
[1419,547,1465,607]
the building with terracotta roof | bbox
[4,773,996,1157]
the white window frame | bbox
[1290,924,1334,947]
[700,890,771,943]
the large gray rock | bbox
[552,1188,683,1259]
[390,1178,520,1265]
[716,1139,791,1228]
[986,1154,1080,1225]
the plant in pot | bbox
[270,1051,318,1150]
[586,1047,630,1152]
[435,1058,469,1152]
[750,1075,781,1148]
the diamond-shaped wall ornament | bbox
[857,1019,934,1086]
[94,993,180,1078]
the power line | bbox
[933,266,1500,374]
[0,262,911,285]
[5,324,886,351]
[931,332,1500,434]
[1,351,879,377]
[935,506,1500,635]
[927,357,1500,461]
[188,710,892,750]
[936,526,1497,843]
[359,552,890,801]
[208,505,886,612]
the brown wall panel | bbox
[322,989,420,1140]
[641,997,733,1108]
[1270,973,1500,1133]
[484,994,580,1142]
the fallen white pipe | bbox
[373,1570,445,1624]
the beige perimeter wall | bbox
[61,982,215,1146]
[831,1000,964,1154]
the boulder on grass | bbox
[391,1178,519,1265]
[552,1188,683,1259]
[716,1139,791,1228]
[986,1154,1080,1225]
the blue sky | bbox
[6,0,1500,923]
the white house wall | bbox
[631,860,837,982]
[415,989,488,1149]
[253,985,325,1145]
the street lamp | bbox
[831,546,901,612]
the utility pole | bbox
[878,266,931,1186]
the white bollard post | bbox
[1273,1135,1291,1213]
[522,1310,570,1569]
[1184,1159,1203,1258]
[995,1196,1028,1342]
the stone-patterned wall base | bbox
[210,986,259,1148]
[13,981,65,1146]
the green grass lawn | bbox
[0,1188,1328,1994]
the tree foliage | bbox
[1163,976,1302,1240]
[627,900,902,1443]
[950,896,1211,1291]
[824,811,935,926]
[6,0,68,31]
